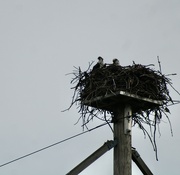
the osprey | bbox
[92,56,104,70]
[113,58,120,66]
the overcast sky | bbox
[0,0,180,175]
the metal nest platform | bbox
[83,90,163,113]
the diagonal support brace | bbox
[132,148,153,175]
[66,140,117,175]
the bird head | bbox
[113,58,119,66]
[98,56,104,65]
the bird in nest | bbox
[92,56,105,70]
[112,58,120,66]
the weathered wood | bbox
[114,105,132,175]
[66,140,117,175]
[132,148,153,175]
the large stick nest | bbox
[65,60,179,160]
[82,64,170,102]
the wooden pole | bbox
[113,105,132,175]
[66,141,117,175]
[132,148,153,175]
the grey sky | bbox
[0,0,180,174]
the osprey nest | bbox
[65,59,179,159]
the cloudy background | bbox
[0,0,180,174]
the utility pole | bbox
[68,58,169,174]
[113,104,132,175]
[80,90,161,175]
